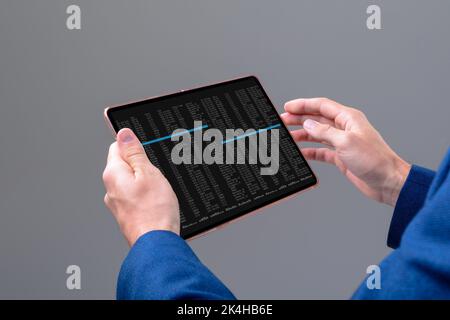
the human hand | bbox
[281,98,411,207]
[103,128,180,246]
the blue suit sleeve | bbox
[116,230,236,300]
[387,165,435,249]
[353,149,450,299]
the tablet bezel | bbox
[104,75,318,240]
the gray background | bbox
[0,0,449,299]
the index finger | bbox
[284,98,345,120]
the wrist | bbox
[124,221,180,247]
[383,157,411,207]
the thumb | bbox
[117,128,150,173]
[303,119,346,147]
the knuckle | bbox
[127,148,147,163]
[108,142,116,154]
[102,167,112,183]
[318,97,335,106]
[103,163,122,184]
[129,153,145,163]
[358,110,368,121]
[320,123,332,133]
[348,108,365,120]
[317,97,329,106]
[104,194,113,209]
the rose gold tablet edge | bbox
[102,74,319,242]
[103,73,258,128]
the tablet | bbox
[104,76,317,239]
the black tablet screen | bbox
[106,76,317,239]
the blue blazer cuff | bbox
[117,230,236,300]
[387,164,435,249]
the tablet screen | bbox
[106,76,317,239]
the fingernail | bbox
[303,119,318,130]
[119,129,135,143]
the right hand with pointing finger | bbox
[281,98,411,207]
